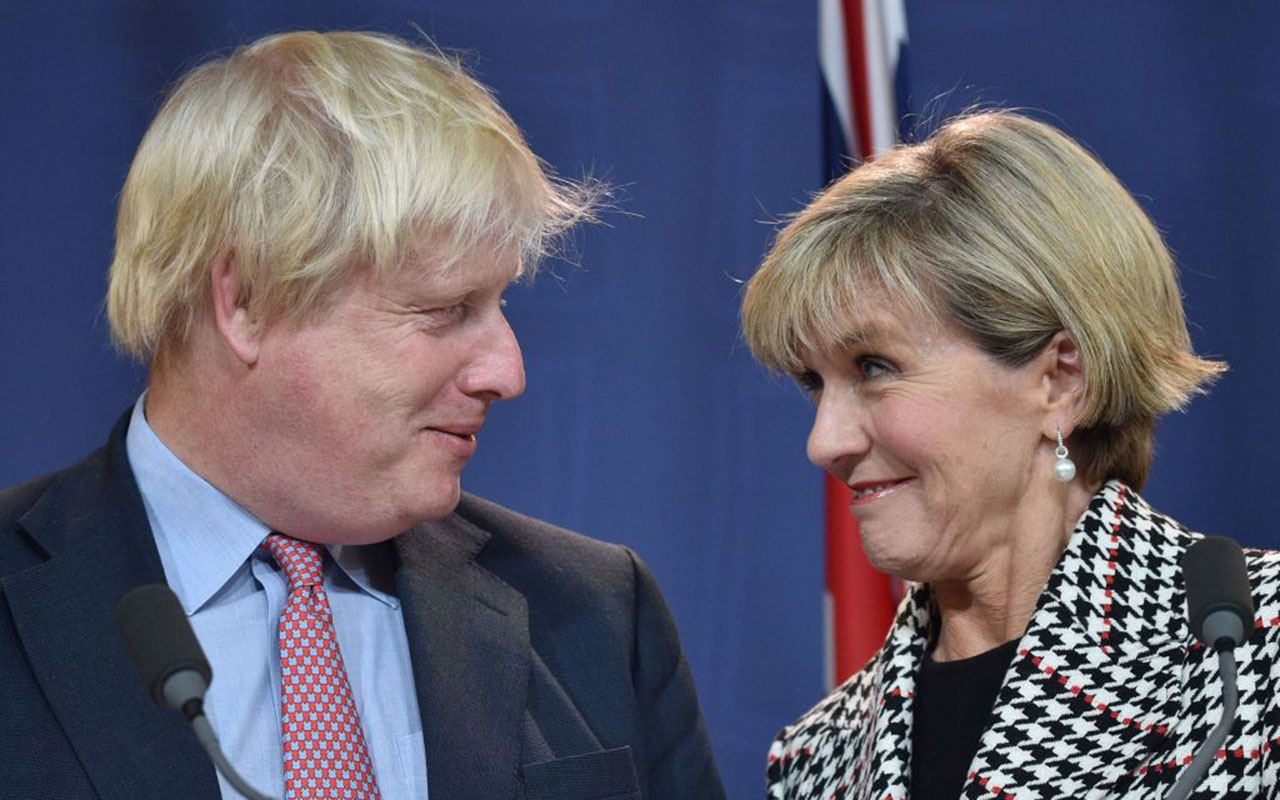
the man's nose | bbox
[460,312,526,401]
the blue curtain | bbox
[2,3,1277,796]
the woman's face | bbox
[798,297,1052,584]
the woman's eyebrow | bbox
[835,322,890,349]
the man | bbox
[0,30,724,800]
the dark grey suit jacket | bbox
[0,415,725,800]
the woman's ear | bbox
[210,254,262,366]
[1039,330,1085,435]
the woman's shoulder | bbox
[766,582,929,798]
[766,651,901,797]
[1244,545,1280,574]
[1243,546,1280,630]
[1122,483,1280,608]
[776,660,883,741]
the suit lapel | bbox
[395,511,530,800]
[860,591,929,800]
[963,482,1186,799]
[775,585,927,799]
[789,483,1204,800]
[3,418,220,800]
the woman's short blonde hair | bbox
[108,30,595,361]
[741,110,1223,489]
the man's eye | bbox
[414,303,467,328]
[432,304,467,320]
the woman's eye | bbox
[795,371,823,396]
[858,357,894,378]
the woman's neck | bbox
[930,478,1101,662]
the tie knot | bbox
[266,533,325,593]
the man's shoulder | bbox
[0,470,62,526]
[452,492,640,601]
[0,413,130,536]
[456,492,632,560]
[0,447,113,571]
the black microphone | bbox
[115,584,276,800]
[1167,536,1255,800]
[115,584,211,719]
[1185,535,1255,650]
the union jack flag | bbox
[818,0,911,690]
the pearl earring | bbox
[1054,427,1076,482]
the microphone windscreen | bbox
[1184,536,1255,649]
[115,584,211,704]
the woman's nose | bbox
[806,392,871,477]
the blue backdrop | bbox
[2,3,1278,797]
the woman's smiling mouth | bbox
[848,478,914,506]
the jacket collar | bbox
[394,504,531,800]
[857,480,1192,798]
[4,411,221,799]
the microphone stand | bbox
[1164,648,1238,800]
[188,711,276,800]
[116,584,278,800]
[1169,537,1254,800]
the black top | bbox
[910,638,1020,800]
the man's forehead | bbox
[377,248,522,295]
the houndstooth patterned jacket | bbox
[767,480,1280,799]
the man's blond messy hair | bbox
[109,30,598,361]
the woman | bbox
[742,111,1280,798]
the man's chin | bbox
[290,483,462,545]
[404,478,464,524]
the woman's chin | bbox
[860,545,917,582]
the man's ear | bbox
[210,254,261,366]
[1038,330,1085,436]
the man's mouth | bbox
[428,422,483,439]
[421,422,484,458]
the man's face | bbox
[242,251,525,544]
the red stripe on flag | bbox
[826,474,896,681]
[823,0,898,688]
[841,0,874,162]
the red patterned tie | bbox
[266,533,382,800]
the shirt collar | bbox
[125,395,398,613]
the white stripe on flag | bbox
[822,589,836,692]
[818,0,855,154]
[861,0,897,157]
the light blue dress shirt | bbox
[125,397,429,800]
